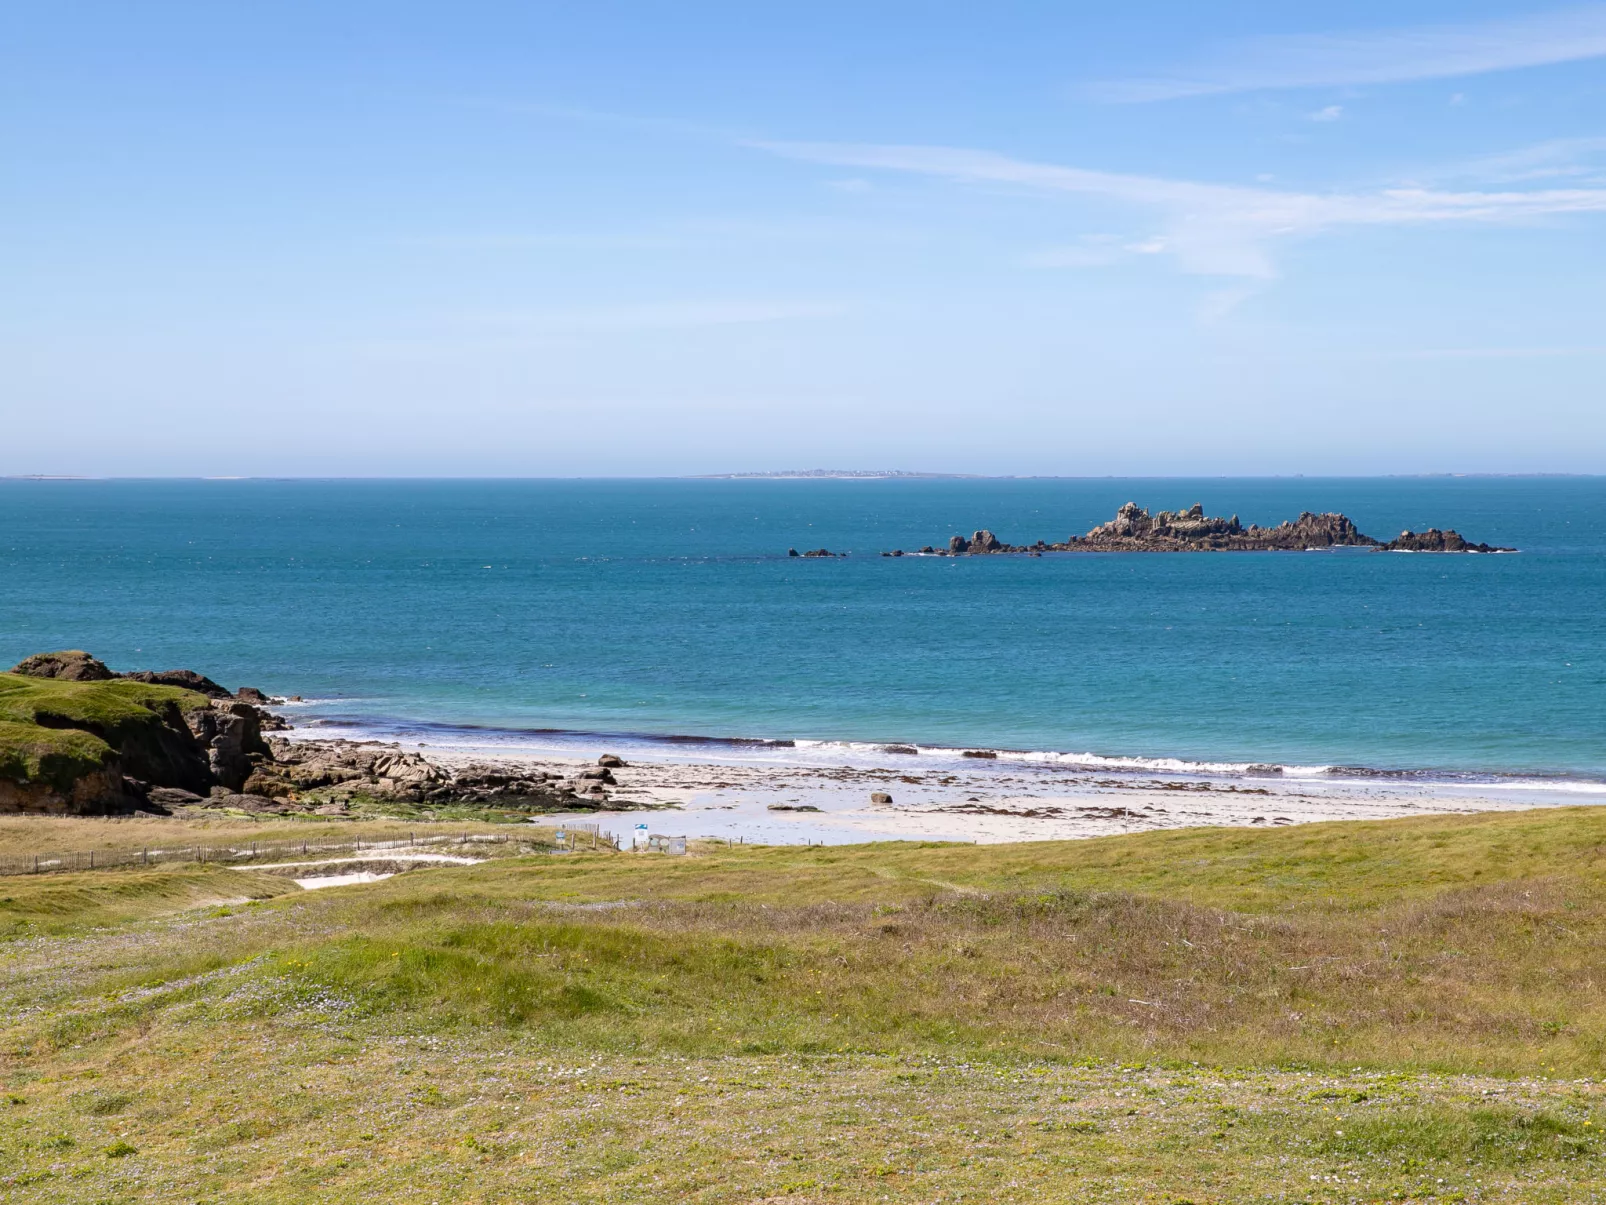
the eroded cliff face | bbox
[0,768,128,816]
[182,700,271,791]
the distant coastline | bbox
[693,469,981,479]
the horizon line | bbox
[3,472,1602,483]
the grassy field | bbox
[1,807,1604,1201]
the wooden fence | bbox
[0,827,616,878]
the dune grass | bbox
[1,807,1604,1201]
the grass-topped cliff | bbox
[0,669,218,812]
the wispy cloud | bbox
[1439,137,1606,184]
[1092,5,1606,101]
[1310,105,1344,123]
[757,140,1606,278]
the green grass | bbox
[0,672,211,733]
[1,807,1604,1201]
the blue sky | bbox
[4,1,1606,475]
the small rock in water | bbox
[961,749,998,759]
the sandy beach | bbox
[282,729,1598,846]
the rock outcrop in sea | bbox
[1380,528,1507,553]
[879,503,1512,556]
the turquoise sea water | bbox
[1,477,1602,783]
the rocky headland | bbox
[0,651,641,818]
[880,502,1513,556]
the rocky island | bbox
[0,650,637,817]
[881,502,1513,556]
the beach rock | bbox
[961,749,998,759]
[235,686,270,703]
[146,786,205,806]
[252,738,605,810]
[870,791,893,804]
[598,754,627,768]
[253,738,447,800]
[948,535,970,553]
[9,650,115,681]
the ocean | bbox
[2,476,1602,790]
